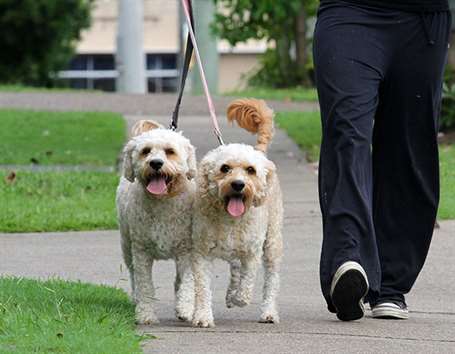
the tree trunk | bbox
[275,35,292,87]
[295,5,311,86]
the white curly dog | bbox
[116,120,196,325]
[191,99,284,328]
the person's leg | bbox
[371,11,451,309]
[314,4,388,313]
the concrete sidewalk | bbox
[1,98,454,353]
[0,91,319,116]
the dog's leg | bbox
[120,235,136,300]
[231,255,260,308]
[259,224,283,324]
[191,253,214,328]
[175,256,194,322]
[260,256,281,323]
[226,259,241,308]
[132,243,159,325]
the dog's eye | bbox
[141,147,151,155]
[246,166,256,175]
[165,148,175,156]
[220,164,231,173]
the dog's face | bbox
[122,129,196,198]
[198,144,275,218]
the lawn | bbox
[276,112,322,162]
[276,112,455,220]
[439,145,455,219]
[0,171,119,232]
[0,109,125,166]
[0,277,145,354]
[224,86,318,102]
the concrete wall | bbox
[77,0,178,53]
[75,0,264,92]
[219,54,259,92]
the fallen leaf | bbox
[5,171,16,184]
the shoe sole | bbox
[372,307,409,320]
[330,262,369,321]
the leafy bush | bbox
[248,49,306,88]
[441,66,455,131]
[441,82,455,131]
[212,0,318,88]
[0,0,93,87]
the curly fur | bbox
[191,99,283,328]
[131,119,164,136]
[227,98,274,152]
[116,126,196,325]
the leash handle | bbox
[180,0,224,145]
[170,0,194,131]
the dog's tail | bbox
[227,98,274,152]
[131,119,163,137]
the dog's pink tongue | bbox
[147,177,167,195]
[227,197,245,217]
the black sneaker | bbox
[330,261,369,321]
[371,300,409,320]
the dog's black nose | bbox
[231,180,245,192]
[150,159,164,171]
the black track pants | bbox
[313,2,451,307]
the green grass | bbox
[439,145,455,219]
[0,277,145,354]
[276,111,322,162]
[224,86,318,102]
[0,110,125,166]
[0,171,119,232]
[277,112,455,220]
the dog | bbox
[116,119,196,324]
[191,99,283,328]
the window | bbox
[93,55,115,70]
[60,53,178,93]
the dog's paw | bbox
[135,304,159,325]
[192,312,215,328]
[175,308,194,322]
[259,310,280,324]
[225,292,235,308]
[192,318,215,328]
[231,291,251,308]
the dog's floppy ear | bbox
[185,142,197,180]
[122,139,136,182]
[265,159,276,183]
[196,158,213,198]
[131,119,163,137]
[253,159,276,207]
[227,98,274,152]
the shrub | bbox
[441,66,455,131]
[212,0,318,88]
[441,82,455,131]
[0,0,93,87]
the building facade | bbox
[60,0,266,93]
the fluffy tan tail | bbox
[227,98,274,152]
[131,119,163,137]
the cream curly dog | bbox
[116,120,196,325]
[191,99,284,328]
